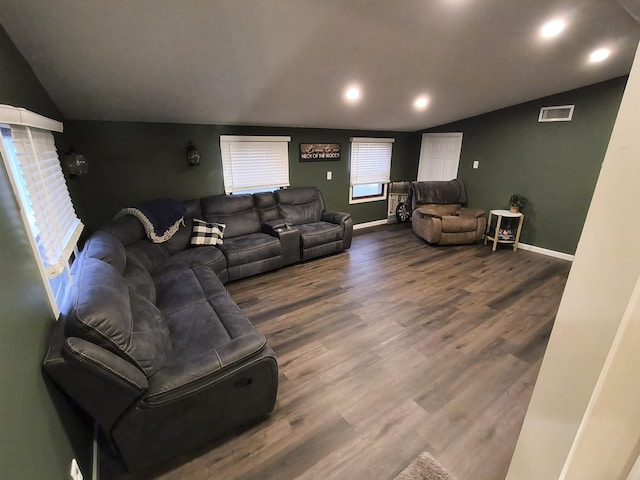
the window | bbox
[0,105,83,316]
[220,135,291,194]
[349,137,394,204]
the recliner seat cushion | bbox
[441,215,478,233]
[154,265,228,315]
[297,222,343,249]
[157,246,227,278]
[218,233,281,267]
[147,265,268,402]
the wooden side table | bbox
[484,209,524,251]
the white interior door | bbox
[417,132,463,181]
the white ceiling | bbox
[1,0,639,131]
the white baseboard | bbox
[354,219,388,230]
[518,243,574,261]
[352,222,574,262]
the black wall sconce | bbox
[186,141,200,166]
[63,151,89,178]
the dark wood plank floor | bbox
[104,223,571,480]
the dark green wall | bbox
[423,77,626,254]
[0,25,62,121]
[65,122,419,232]
[66,77,624,255]
[0,24,91,480]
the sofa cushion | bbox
[218,233,282,267]
[125,240,170,274]
[123,254,156,304]
[297,222,343,249]
[191,219,225,246]
[82,231,127,273]
[163,219,193,255]
[415,204,460,217]
[147,266,267,400]
[183,198,202,220]
[409,179,467,209]
[155,246,227,279]
[441,215,478,233]
[154,265,228,315]
[100,215,145,247]
[219,233,281,267]
[275,187,324,225]
[201,194,261,238]
[66,258,172,376]
[254,192,279,223]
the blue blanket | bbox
[114,199,186,243]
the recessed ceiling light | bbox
[540,19,565,38]
[414,96,429,110]
[344,86,361,102]
[590,48,611,62]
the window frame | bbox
[349,137,394,204]
[0,105,82,317]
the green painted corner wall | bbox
[0,25,62,121]
[64,122,420,232]
[0,23,91,480]
[423,76,627,254]
[65,78,625,254]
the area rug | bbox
[395,451,457,480]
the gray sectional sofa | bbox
[43,187,352,472]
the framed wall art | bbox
[299,143,341,162]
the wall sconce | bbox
[63,152,89,178]
[186,141,200,166]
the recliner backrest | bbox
[65,233,172,377]
[409,179,467,211]
[274,187,325,225]
[253,192,279,223]
[200,194,261,238]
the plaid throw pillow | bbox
[191,219,225,246]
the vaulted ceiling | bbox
[1,1,639,131]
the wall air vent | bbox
[539,105,575,122]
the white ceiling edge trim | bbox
[0,105,63,132]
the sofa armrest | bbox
[459,207,486,219]
[321,211,351,225]
[44,336,148,431]
[262,218,293,235]
[322,211,353,249]
[144,331,268,405]
[414,206,443,219]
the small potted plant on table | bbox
[509,193,527,213]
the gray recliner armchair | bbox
[408,179,486,245]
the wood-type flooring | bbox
[103,223,572,480]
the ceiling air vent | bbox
[539,105,575,122]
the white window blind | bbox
[4,125,83,277]
[350,137,394,186]
[220,135,291,194]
